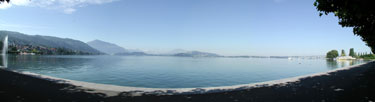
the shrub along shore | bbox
[1,61,375,102]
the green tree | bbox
[326,50,339,59]
[341,49,346,56]
[314,0,375,54]
[349,48,356,57]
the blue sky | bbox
[0,0,371,56]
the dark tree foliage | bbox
[341,49,346,56]
[314,0,375,53]
[326,50,339,59]
[0,0,10,3]
[349,48,356,57]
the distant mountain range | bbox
[172,51,221,57]
[114,52,149,56]
[87,39,150,56]
[0,31,101,54]
[0,30,222,57]
[87,39,127,55]
[166,49,189,55]
[113,50,221,57]
[87,40,222,57]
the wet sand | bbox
[1,61,375,102]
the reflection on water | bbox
[326,59,365,69]
[0,55,6,68]
[326,59,337,69]
[7,55,93,73]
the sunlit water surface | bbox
[6,55,368,88]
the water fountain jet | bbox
[0,35,8,68]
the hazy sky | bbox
[0,0,372,56]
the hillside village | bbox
[8,43,95,55]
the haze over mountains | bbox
[87,39,221,57]
[173,51,220,57]
[87,40,127,55]
[87,39,150,56]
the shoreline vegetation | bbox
[326,48,375,60]
[1,61,374,102]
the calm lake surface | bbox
[5,55,368,88]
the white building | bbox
[335,56,356,60]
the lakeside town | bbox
[7,44,95,55]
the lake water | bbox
[4,55,368,88]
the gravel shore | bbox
[1,61,375,102]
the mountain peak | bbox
[88,39,110,44]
